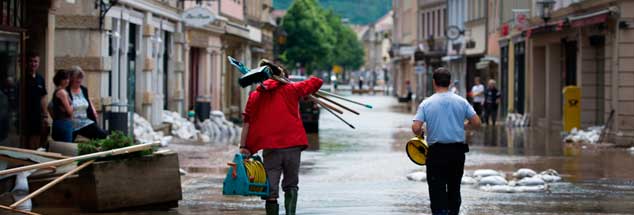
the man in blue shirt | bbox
[412,68,481,215]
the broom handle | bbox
[270,76,344,114]
[314,94,359,115]
[309,95,344,115]
[10,160,95,208]
[316,90,373,109]
[322,103,355,129]
[0,142,158,176]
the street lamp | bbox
[536,0,556,24]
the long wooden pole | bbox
[270,76,344,114]
[0,205,40,215]
[0,146,68,159]
[316,90,373,109]
[10,160,95,208]
[0,142,157,176]
[315,94,359,115]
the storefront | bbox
[0,0,55,147]
[55,0,183,129]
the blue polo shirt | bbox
[413,92,476,145]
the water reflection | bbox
[467,125,634,184]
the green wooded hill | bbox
[274,0,392,25]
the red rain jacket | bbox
[243,77,323,153]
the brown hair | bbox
[433,67,451,87]
[53,69,69,86]
[259,59,289,78]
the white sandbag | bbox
[461,176,477,185]
[512,168,537,179]
[537,169,562,183]
[480,185,515,193]
[478,175,508,186]
[537,174,562,183]
[473,169,503,178]
[514,185,547,192]
[406,171,427,182]
[517,176,545,186]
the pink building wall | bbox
[221,0,244,21]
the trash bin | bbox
[102,103,131,135]
[563,86,581,132]
[195,101,210,121]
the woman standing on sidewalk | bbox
[67,66,107,141]
[49,70,74,142]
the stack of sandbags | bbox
[162,110,210,143]
[563,126,604,144]
[406,168,563,193]
[199,111,242,144]
[134,113,172,146]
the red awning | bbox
[569,12,610,28]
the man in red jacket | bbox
[239,61,323,215]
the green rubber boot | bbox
[284,189,298,215]
[265,200,279,215]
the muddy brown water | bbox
[34,95,634,215]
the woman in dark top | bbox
[49,70,74,142]
[67,66,107,141]
[483,79,501,125]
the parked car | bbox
[289,75,320,133]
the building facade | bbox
[525,0,634,145]
[55,0,183,129]
[391,0,446,108]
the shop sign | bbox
[183,6,216,27]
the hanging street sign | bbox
[182,6,216,27]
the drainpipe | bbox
[611,10,620,132]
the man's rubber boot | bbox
[265,200,279,215]
[284,189,298,215]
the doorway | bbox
[514,42,526,114]
[0,31,21,146]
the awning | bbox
[480,56,500,64]
[568,7,615,28]
[225,22,250,40]
[477,61,491,70]
[442,55,462,62]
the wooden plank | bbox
[0,204,41,215]
[0,142,158,176]
[10,161,94,208]
[0,146,67,159]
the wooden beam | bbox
[10,161,94,208]
[0,146,68,159]
[0,205,41,215]
[0,142,158,176]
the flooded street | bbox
[95,95,634,215]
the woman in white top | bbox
[66,66,107,141]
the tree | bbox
[280,0,365,74]
[281,0,334,73]
[323,9,364,71]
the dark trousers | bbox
[72,123,107,141]
[472,103,483,118]
[52,119,73,142]
[263,146,302,199]
[426,143,467,215]
[483,103,498,125]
